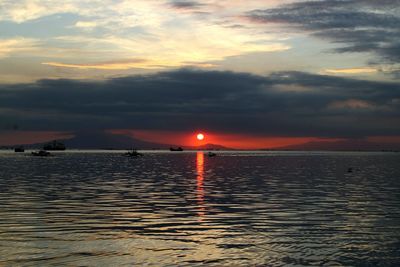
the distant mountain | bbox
[62,131,171,149]
[19,131,231,150]
[273,139,400,151]
[7,131,399,151]
[60,132,232,150]
[184,143,231,150]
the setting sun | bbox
[197,133,205,141]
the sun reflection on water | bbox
[196,152,205,219]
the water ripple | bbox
[0,151,399,266]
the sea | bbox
[0,150,399,266]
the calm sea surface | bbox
[0,151,399,266]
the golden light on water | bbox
[196,152,205,219]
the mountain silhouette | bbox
[57,131,231,150]
[62,131,171,149]
[184,143,230,150]
[274,139,400,151]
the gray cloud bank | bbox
[0,69,399,137]
[248,0,400,64]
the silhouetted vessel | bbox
[14,146,25,152]
[170,147,183,151]
[43,140,66,151]
[208,152,217,157]
[31,150,51,157]
[124,149,144,157]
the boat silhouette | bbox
[124,149,144,157]
[14,146,25,152]
[170,147,183,151]
[208,152,217,157]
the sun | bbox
[197,133,204,141]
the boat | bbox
[170,147,183,151]
[208,152,217,157]
[31,150,51,157]
[14,146,25,152]
[43,140,66,151]
[124,149,144,157]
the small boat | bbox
[124,149,143,157]
[31,150,51,157]
[14,146,25,152]
[170,147,183,151]
[208,152,217,157]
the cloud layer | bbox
[248,0,400,64]
[0,0,289,79]
[2,1,397,82]
[0,69,399,138]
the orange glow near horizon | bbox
[1,129,400,148]
[109,129,348,149]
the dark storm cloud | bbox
[0,69,399,137]
[248,0,400,63]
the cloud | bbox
[0,69,399,138]
[74,21,98,29]
[0,1,298,85]
[41,34,289,71]
[0,0,87,23]
[42,59,159,70]
[169,1,204,10]
[1,1,290,73]
[247,0,400,64]
[42,58,217,70]
[0,38,40,58]
[328,99,375,110]
[324,67,378,75]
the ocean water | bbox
[0,151,399,266]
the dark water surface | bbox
[0,151,399,266]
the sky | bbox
[0,0,400,148]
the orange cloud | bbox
[324,67,377,74]
[42,58,217,70]
[42,59,164,70]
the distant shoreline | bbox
[0,149,399,153]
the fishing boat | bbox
[124,149,144,157]
[14,146,25,152]
[208,152,217,157]
[170,147,183,151]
